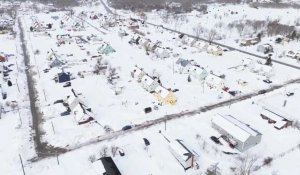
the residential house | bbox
[127,18,139,29]
[178,34,191,45]
[131,67,146,82]
[257,44,273,54]
[57,72,71,83]
[154,86,177,105]
[99,157,121,175]
[155,47,170,59]
[146,41,161,53]
[140,75,160,92]
[205,74,225,90]
[240,38,260,46]
[260,108,293,130]
[73,103,94,125]
[168,139,196,170]
[176,58,191,73]
[129,35,141,45]
[64,94,83,111]
[188,67,209,81]
[98,44,116,55]
[211,114,262,152]
[207,45,223,56]
[190,39,208,51]
[286,50,300,60]
[49,58,64,68]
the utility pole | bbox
[19,154,25,175]
[18,108,22,126]
[51,121,55,134]
[16,79,20,93]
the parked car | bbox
[258,90,267,94]
[122,125,132,131]
[63,82,71,87]
[210,136,221,145]
[228,90,242,96]
[286,92,294,97]
[263,79,272,84]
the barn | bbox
[211,114,262,152]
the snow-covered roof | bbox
[155,86,170,98]
[133,67,144,77]
[169,140,193,162]
[92,160,106,174]
[261,109,286,122]
[73,104,89,123]
[141,75,154,86]
[212,114,260,142]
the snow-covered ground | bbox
[1,0,300,174]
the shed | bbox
[211,114,262,152]
[168,139,196,170]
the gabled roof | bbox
[212,114,261,142]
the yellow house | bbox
[154,86,177,105]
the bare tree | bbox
[206,163,221,175]
[107,67,119,85]
[100,146,109,157]
[208,29,217,45]
[111,146,118,157]
[193,24,204,40]
[234,155,258,175]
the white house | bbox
[211,114,262,152]
[286,50,300,60]
[131,67,146,82]
[257,44,273,54]
[155,47,170,59]
[140,75,160,92]
[188,66,209,81]
[168,139,196,170]
[207,45,223,56]
[73,103,94,125]
[205,74,225,90]
[64,94,84,111]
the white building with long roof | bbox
[211,114,262,152]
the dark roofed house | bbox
[58,72,71,83]
[101,157,121,175]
